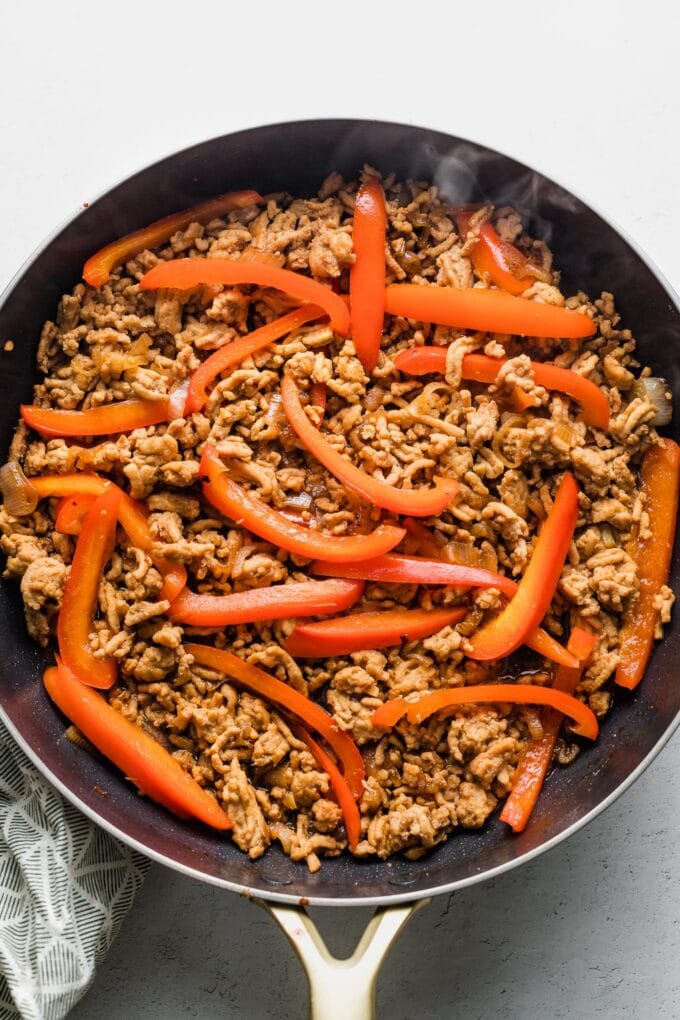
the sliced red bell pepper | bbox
[57,487,121,689]
[510,387,541,413]
[467,473,579,662]
[30,474,111,501]
[525,627,580,669]
[349,179,387,372]
[372,682,598,739]
[283,606,467,658]
[500,626,596,833]
[309,381,328,426]
[169,578,364,627]
[500,632,573,668]
[44,659,232,829]
[21,399,172,438]
[280,374,460,516]
[394,348,610,429]
[115,489,187,603]
[186,305,325,413]
[384,283,596,339]
[311,554,578,668]
[293,724,361,851]
[559,624,598,667]
[140,259,351,337]
[311,552,518,598]
[31,474,186,603]
[185,643,366,799]
[82,189,263,288]
[455,211,540,296]
[616,438,680,689]
[402,518,442,559]
[199,444,404,563]
[55,494,97,535]
[370,698,411,729]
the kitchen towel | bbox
[0,720,148,1020]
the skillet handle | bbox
[255,898,429,1020]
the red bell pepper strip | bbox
[20,399,172,439]
[169,578,364,627]
[185,643,366,799]
[556,624,596,667]
[455,212,540,296]
[115,490,187,603]
[293,724,361,851]
[394,348,610,430]
[283,606,466,658]
[616,438,680,689]
[372,682,598,739]
[311,554,578,668]
[402,518,442,559]
[510,388,541,413]
[44,659,232,829]
[467,473,579,662]
[384,283,596,339]
[140,259,351,338]
[57,487,121,689]
[55,494,97,535]
[280,374,460,516]
[186,305,325,413]
[312,552,518,598]
[30,474,111,501]
[30,474,186,603]
[82,189,263,288]
[371,698,411,729]
[525,627,579,669]
[500,626,596,833]
[349,179,387,372]
[199,444,404,563]
[309,382,328,426]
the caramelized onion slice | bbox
[636,377,673,427]
[0,462,39,516]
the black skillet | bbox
[1,120,679,1018]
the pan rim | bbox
[1,117,679,907]
[2,696,679,907]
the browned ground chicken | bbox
[0,169,672,872]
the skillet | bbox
[1,119,679,1018]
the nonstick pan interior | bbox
[1,119,679,905]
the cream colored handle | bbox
[255,898,429,1020]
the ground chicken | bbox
[20,557,67,645]
[1,169,671,871]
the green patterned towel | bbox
[0,721,148,1019]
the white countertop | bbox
[2,1,679,1016]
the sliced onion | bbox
[0,461,39,516]
[240,246,286,269]
[491,414,526,469]
[520,706,545,741]
[167,379,190,419]
[65,725,99,755]
[263,393,284,425]
[551,421,583,450]
[283,492,313,511]
[442,540,498,572]
[636,376,673,426]
[600,523,618,548]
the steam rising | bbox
[327,124,586,255]
[321,120,679,376]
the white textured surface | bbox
[1,1,679,1017]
